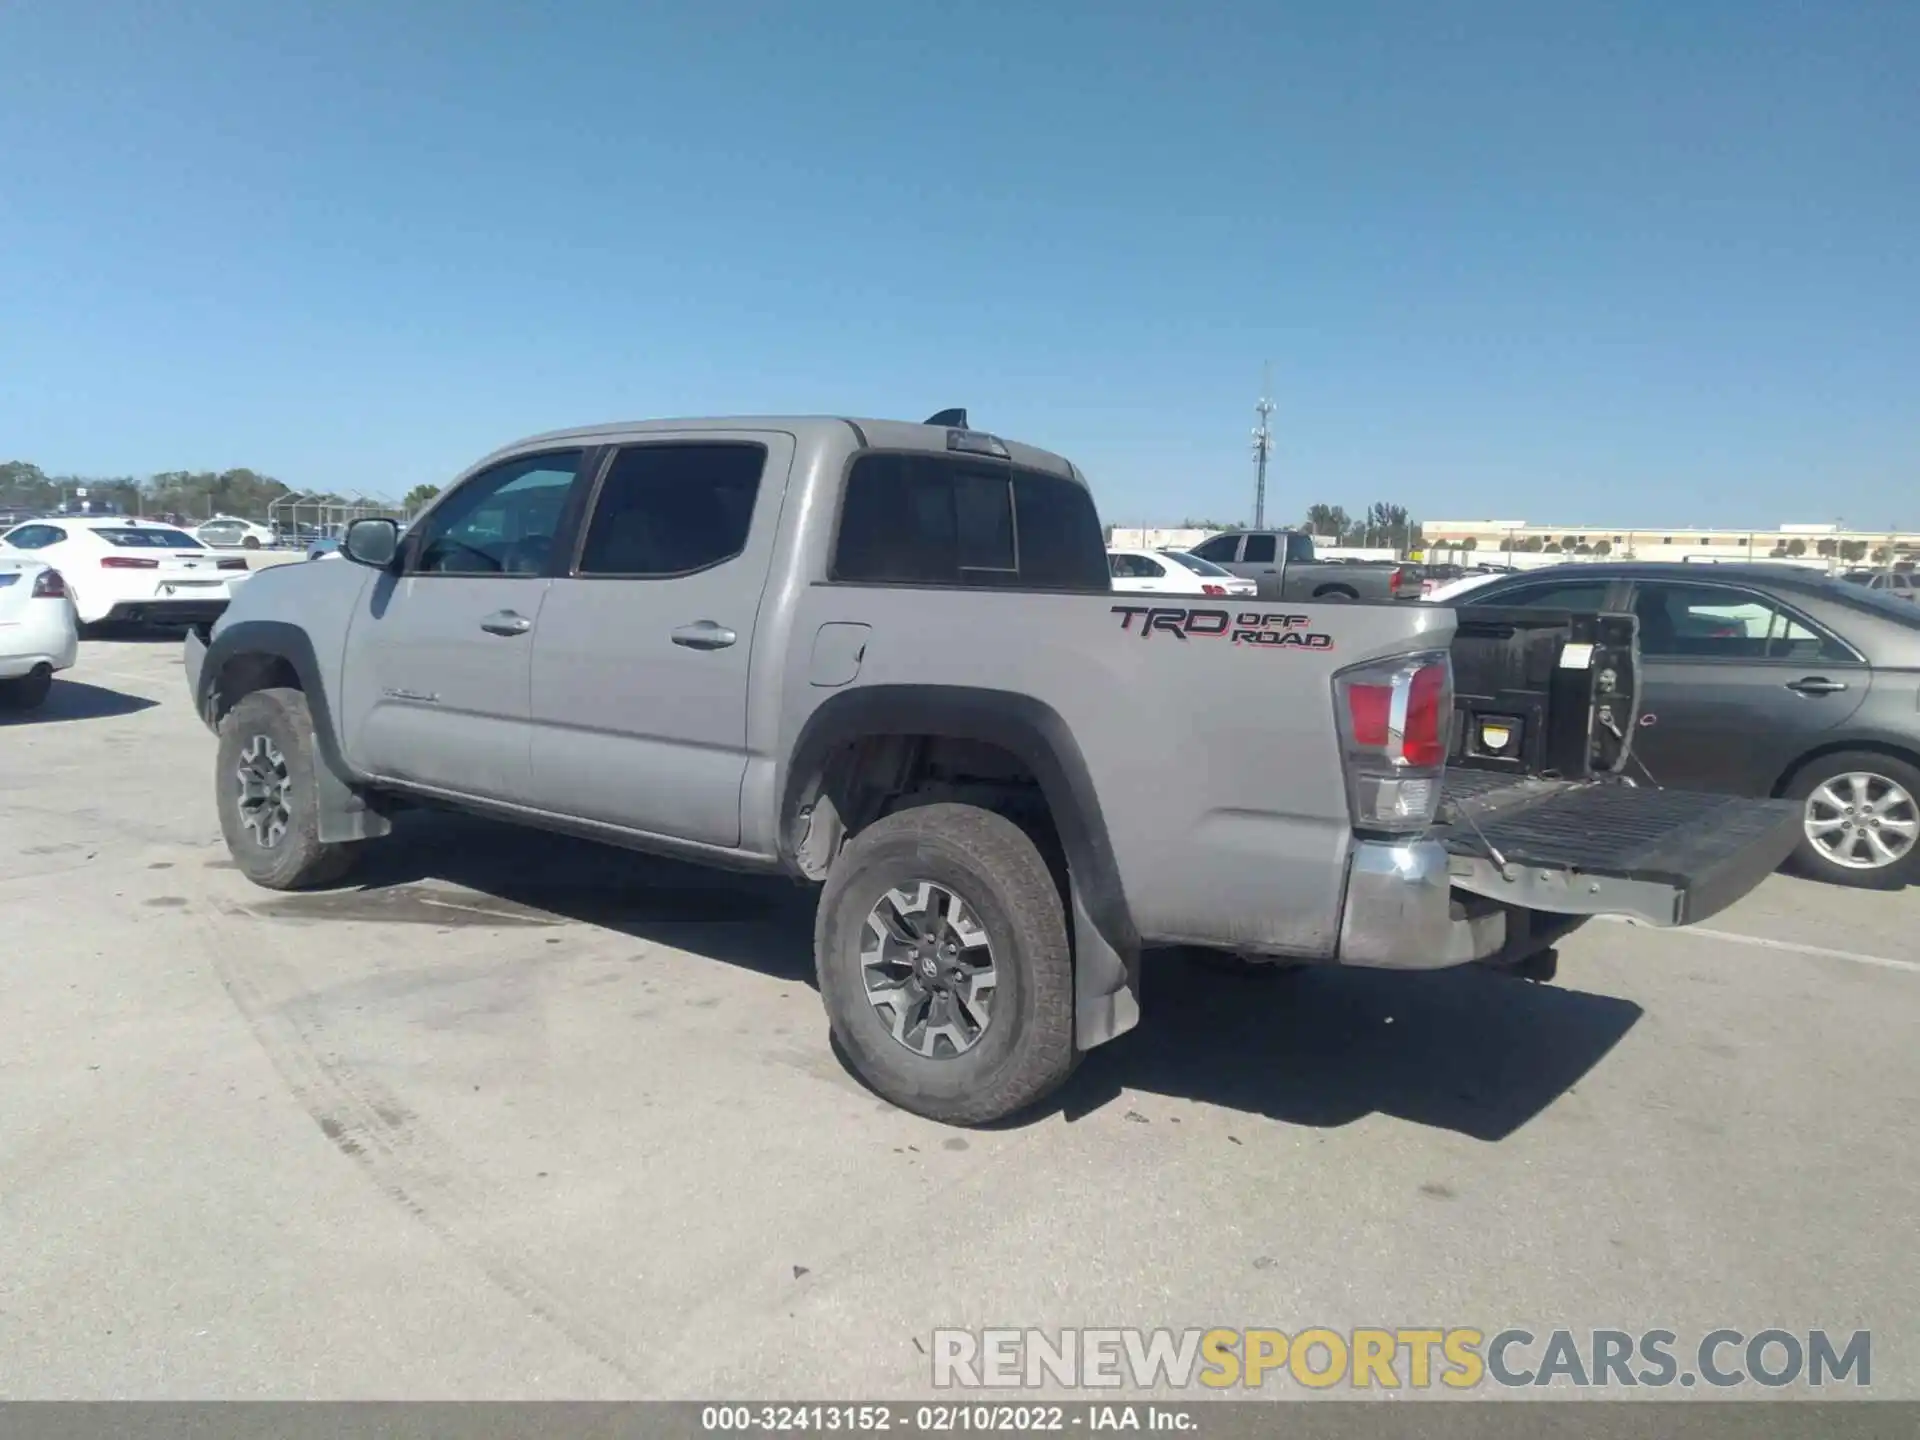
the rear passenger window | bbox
[832,454,1108,591]
[1243,535,1277,564]
[1631,582,1853,662]
[577,444,765,577]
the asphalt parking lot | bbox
[2,636,1915,1401]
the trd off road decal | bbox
[1111,605,1335,651]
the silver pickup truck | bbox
[1188,528,1411,602]
[185,413,1801,1124]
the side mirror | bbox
[342,517,400,569]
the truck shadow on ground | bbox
[1053,956,1641,1141]
[334,811,1641,1142]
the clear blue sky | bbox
[2,1,1913,527]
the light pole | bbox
[1251,370,1274,529]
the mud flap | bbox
[1072,874,1140,1050]
[316,762,393,844]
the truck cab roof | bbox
[474,415,1084,486]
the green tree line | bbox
[1,460,439,525]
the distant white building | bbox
[1419,519,1917,570]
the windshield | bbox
[97,527,205,549]
[1161,549,1230,578]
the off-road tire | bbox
[815,802,1076,1125]
[216,687,362,890]
[1783,750,1920,891]
[0,664,54,710]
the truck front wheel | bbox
[215,687,363,890]
[815,802,1076,1125]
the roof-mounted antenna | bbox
[924,408,968,428]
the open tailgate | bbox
[1434,770,1802,927]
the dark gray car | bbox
[1452,562,1920,889]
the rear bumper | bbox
[1336,839,1507,970]
[101,597,231,627]
[0,607,80,677]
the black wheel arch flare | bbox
[779,685,1142,1002]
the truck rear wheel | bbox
[815,802,1076,1125]
[215,687,363,890]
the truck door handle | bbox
[671,620,737,650]
[479,610,533,636]
[1786,676,1847,696]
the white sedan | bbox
[0,517,251,629]
[0,557,79,709]
[1108,547,1258,597]
[195,516,278,550]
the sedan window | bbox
[1108,553,1164,579]
[1466,580,1613,612]
[1160,549,1229,578]
[1631,582,1854,662]
[3,524,65,549]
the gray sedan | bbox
[1449,562,1920,889]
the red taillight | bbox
[1388,567,1404,595]
[31,568,68,599]
[1201,583,1226,595]
[1334,653,1453,834]
[217,557,248,571]
[101,555,159,569]
[1346,681,1392,747]
[1401,662,1448,767]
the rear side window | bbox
[1630,582,1855,661]
[577,443,766,577]
[3,525,65,549]
[97,528,205,549]
[832,454,1108,591]
[1243,534,1277,564]
[1110,553,1166,579]
[1161,549,1226,577]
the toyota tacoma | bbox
[185,412,1802,1124]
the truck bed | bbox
[1432,771,1803,927]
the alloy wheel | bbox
[235,733,293,849]
[861,881,998,1058]
[1804,771,1918,871]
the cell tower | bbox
[1251,367,1275,529]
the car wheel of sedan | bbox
[215,687,362,890]
[1785,751,1920,890]
[0,663,54,710]
[815,802,1076,1125]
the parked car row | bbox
[0,517,259,709]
